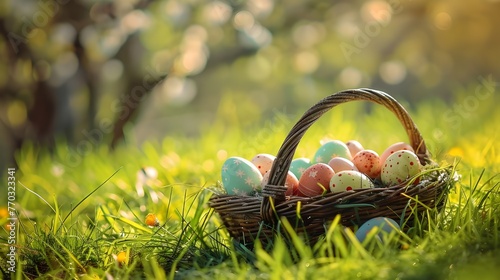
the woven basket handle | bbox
[261,88,430,222]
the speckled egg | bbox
[379,142,415,167]
[251,153,276,175]
[352,150,382,179]
[329,170,374,193]
[289,158,312,179]
[328,157,358,173]
[221,157,263,195]
[261,170,299,196]
[313,140,351,163]
[297,163,335,197]
[381,150,421,186]
[355,217,400,243]
[346,140,364,157]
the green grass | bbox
[1,89,499,279]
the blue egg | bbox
[313,140,351,163]
[355,217,400,243]
[289,158,311,179]
[221,157,263,195]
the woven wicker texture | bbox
[209,88,451,246]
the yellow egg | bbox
[381,150,421,186]
[329,171,374,193]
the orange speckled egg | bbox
[352,150,381,178]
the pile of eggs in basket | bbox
[220,140,422,197]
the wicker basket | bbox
[209,88,453,247]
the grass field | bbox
[1,87,499,279]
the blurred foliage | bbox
[0,0,499,172]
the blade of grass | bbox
[18,181,57,214]
[52,235,86,274]
[99,205,122,233]
[115,217,153,234]
[53,195,60,235]
[58,168,122,233]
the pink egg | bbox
[379,142,414,166]
[352,150,381,179]
[297,163,335,197]
[251,154,276,175]
[261,170,299,196]
[328,157,358,173]
[346,140,364,157]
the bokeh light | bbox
[234,10,255,31]
[203,1,232,25]
[434,12,452,31]
[292,22,326,49]
[361,0,393,24]
[339,67,363,88]
[7,101,27,127]
[51,52,79,85]
[102,59,124,81]
[247,0,274,18]
[379,60,407,85]
[293,51,319,74]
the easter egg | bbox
[352,150,382,178]
[329,170,374,193]
[289,158,312,179]
[297,163,335,197]
[379,142,415,167]
[328,157,358,173]
[355,217,400,243]
[345,140,364,157]
[381,150,421,186]
[261,170,299,196]
[251,153,276,175]
[221,157,263,195]
[313,140,351,163]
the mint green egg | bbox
[221,157,263,195]
[313,140,352,163]
[289,158,311,179]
